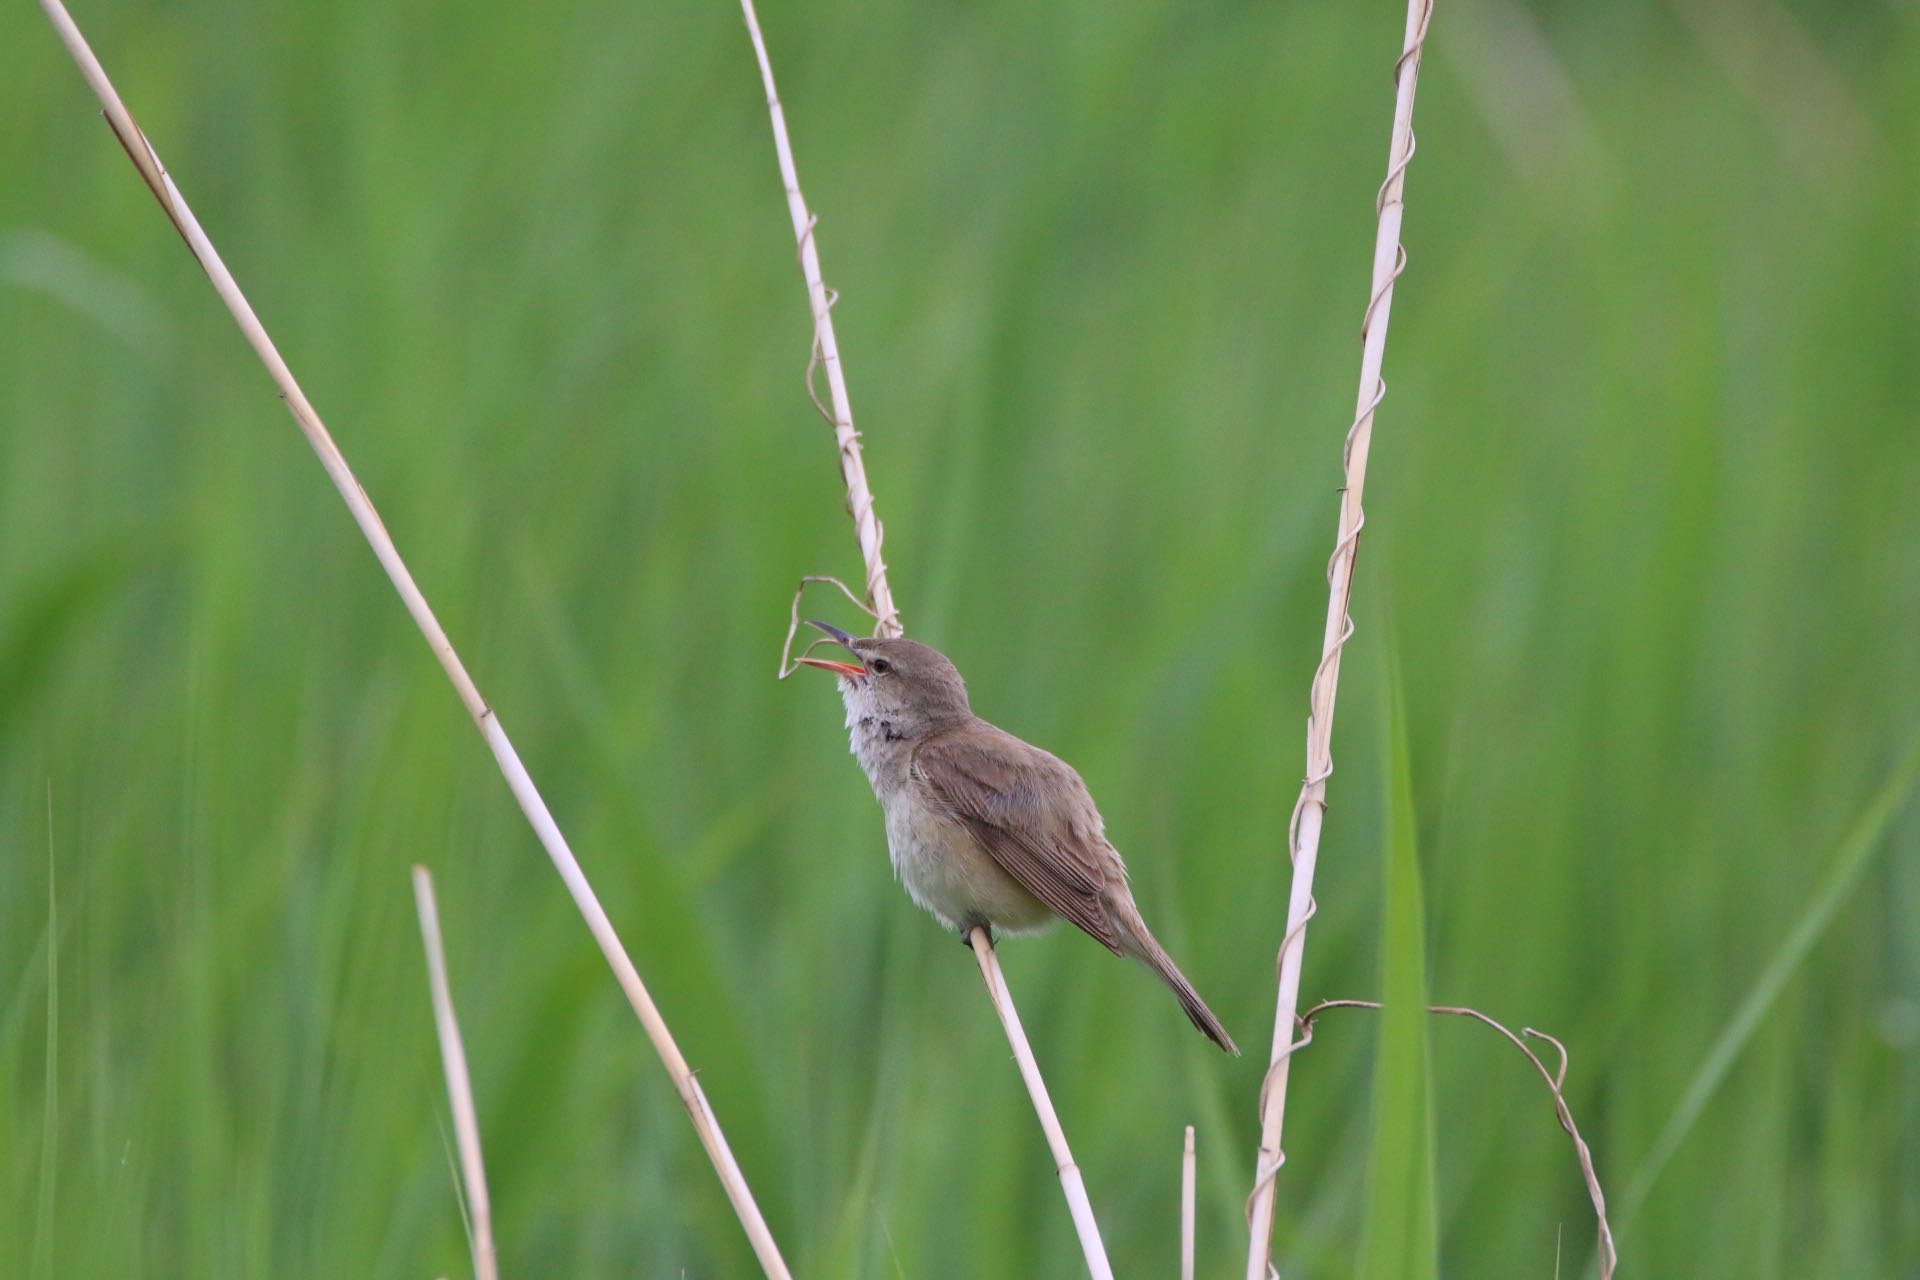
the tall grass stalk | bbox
[737,0,900,640]
[411,868,499,1280]
[1181,1125,1196,1280]
[735,2,1114,1274]
[1245,1,1433,1274]
[968,927,1115,1280]
[35,5,793,1275]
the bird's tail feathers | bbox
[1120,915,1239,1055]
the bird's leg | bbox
[960,923,996,951]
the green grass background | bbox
[4,0,1918,1274]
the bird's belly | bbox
[883,804,1053,936]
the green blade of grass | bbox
[30,793,58,1280]
[1621,728,1920,1220]
[1357,654,1439,1280]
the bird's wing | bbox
[911,725,1123,953]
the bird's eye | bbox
[868,657,893,675]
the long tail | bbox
[1116,907,1239,1055]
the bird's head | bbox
[799,621,972,729]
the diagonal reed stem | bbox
[735,4,1111,1275]
[38,4,792,1275]
[970,929,1115,1280]
[1244,2,1434,1276]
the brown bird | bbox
[799,621,1237,1053]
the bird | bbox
[798,620,1237,1053]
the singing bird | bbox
[799,621,1237,1053]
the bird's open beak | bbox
[799,619,866,678]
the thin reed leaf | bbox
[30,798,57,1280]
[1357,656,1438,1280]
[1622,729,1920,1219]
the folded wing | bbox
[911,725,1123,954]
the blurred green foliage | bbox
[3,0,1917,1275]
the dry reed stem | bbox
[38,6,792,1275]
[738,4,1112,1275]
[1181,1125,1196,1280]
[969,928,1115,1280]
[1243,3,1433,1276]
[737,0,899,639]
[411,867,500,1280]
[1298,1000,1617,1279]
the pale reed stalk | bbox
[735,5,1111,1275]
[38,5,791,1274]
[411,867,500,1280]
[1181,1125,1197,1280]
[969,928,1115,1280]
[737,0,899,640]
[1244,2,1434,1277]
